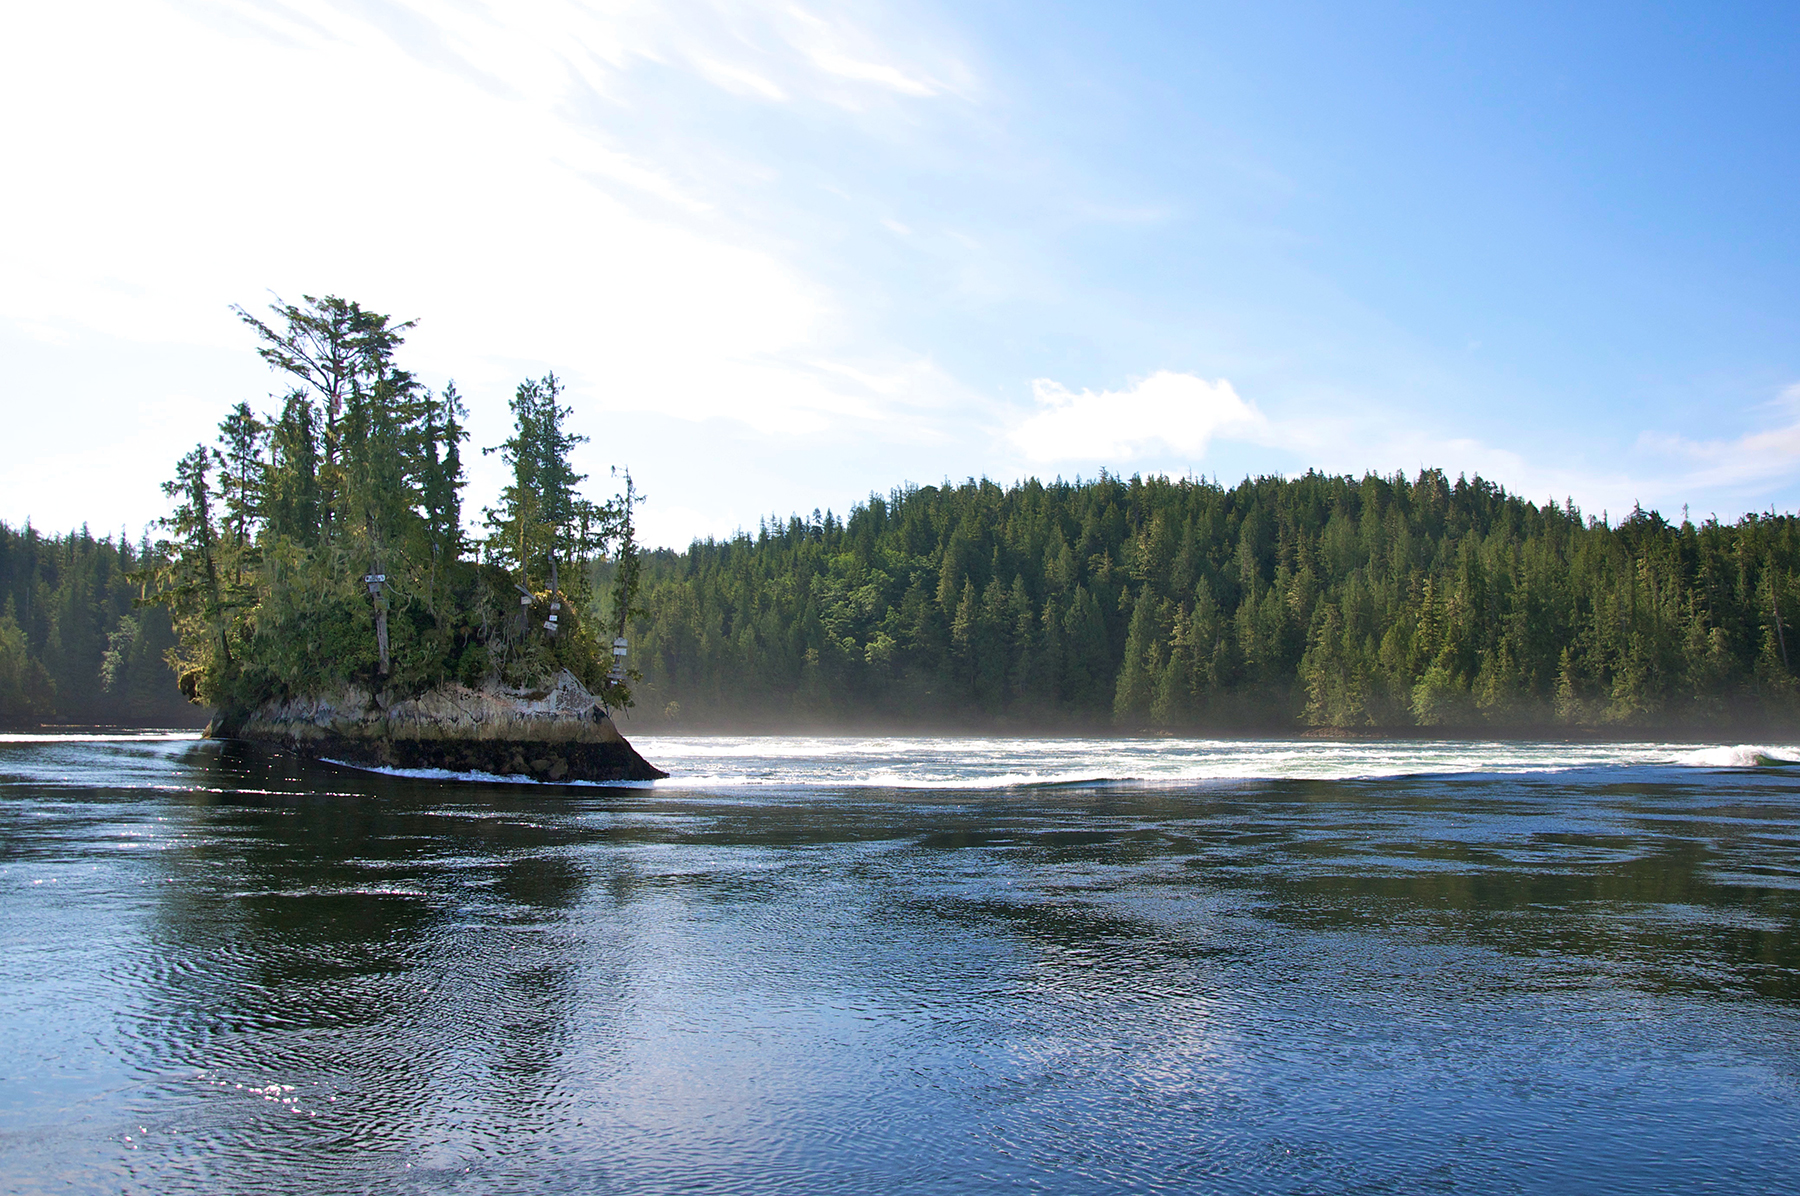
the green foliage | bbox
[0,604,55,726]
[155,445,233,697]
[145,295,638,722]
[0,523,196,728]
[264,391,322,545]
[483,373,617,594]
[624,472,1800,732]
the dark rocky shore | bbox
[210,670,667,783]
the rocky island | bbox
[150,293,666,784]
[216,670,666,782]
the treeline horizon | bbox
[622,469,1800,735]
[13,466,1800,736]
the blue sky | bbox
[2,0,1796,546]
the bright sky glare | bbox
[2,0,1796,546]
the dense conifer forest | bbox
[0,523,199,728]
[624,471,1800,734]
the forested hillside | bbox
[625,470,1800,733]
[0,523,200,727]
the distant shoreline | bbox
[9,716,1797,747]
[607,715,1800,745]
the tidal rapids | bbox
[4,733,1799,1193]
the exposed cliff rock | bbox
[212,669,667,782]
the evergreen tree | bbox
[0,602,54,726]
[422,382,468,563]
[138,298,639,718]
[234,294,413,534]
[154,445,229,699]
[216,401,267,551]
[0,525,196,728]
[484,373,618,591]
[264,392,321,545]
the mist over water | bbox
[3,735,1799,1193]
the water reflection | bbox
[1,739,1798,1193]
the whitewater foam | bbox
[1675,745,1800,768]
[317,758,658,788]
[0,732,204,744]
[625,736,1800,791]
[162,735,1800,791]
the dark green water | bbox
[2,735,1798,1193]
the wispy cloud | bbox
[0,0,968,417]
[688,53,789,100]
[802,46,938,96]
[1636,385,1800,494]
[772,3,962,101]
[5,0,1791,547]
[0,0,983,540]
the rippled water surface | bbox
[4,734,1800,1194]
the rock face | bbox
[214,669,668,782]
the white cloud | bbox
[689,54,789,100]
[774,3,955,100]
[1012,371,1265,462]
[804,47,937,96]
[1635,384,1800,495]
[1003,370,1677,524]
